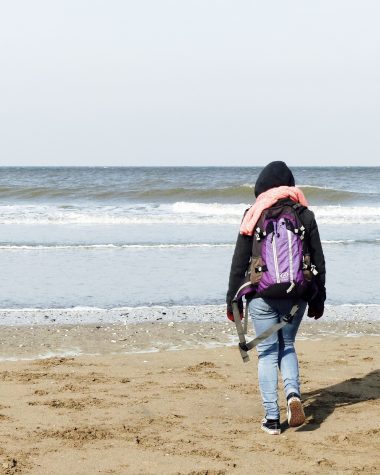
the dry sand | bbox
[0,324,379,475]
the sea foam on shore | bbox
[0,304,378,327]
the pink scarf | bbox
[240,186,308,236]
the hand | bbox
[227,309,243,322]
[307,303,324,320]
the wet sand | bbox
[0,313,379,361]
[0,324,379,474]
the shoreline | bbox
[0,318,379,361]
[0,303,379,325]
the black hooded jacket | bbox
[226,162,326,312]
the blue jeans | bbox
[248,297,307,420]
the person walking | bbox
[226,161,326,435]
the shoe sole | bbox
[287,397,305,427]
[261,425,281,435]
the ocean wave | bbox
[322,239,380,245]
[135,185,255,201]
[0,203,379,225]
[172,201,244,216]
[0,183,378,204]
[0,243,234,251]
[0,239,378,251]
[0,184,254,202]
[312,206,380,224]
[299,185,377,203]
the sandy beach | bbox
[0,322,378,475]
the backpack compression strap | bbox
[232,300,300,363]
[232,300,250,362]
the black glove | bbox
[227,309,243,322]
[307,301,324,319]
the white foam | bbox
[0,240,377,251]
[300,184,338,190]
[0,202,379,225]
[321,240,354,244]
[311,206,380,224]
[0,349,82,362]
[334,303,380,308]
[0,243,233,251]
[172,201,246,216]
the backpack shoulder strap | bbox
[292,202,307,214]
[291,203,307,227]
[291,203,311,253]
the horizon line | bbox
[0,164,379,168]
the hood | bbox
[254,161,295,197]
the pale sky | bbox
[0,1,379,167]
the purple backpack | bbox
[249,203,314,299]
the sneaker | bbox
[287,393,305,427]
[261,417,281,435]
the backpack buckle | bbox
[255,265,268,273]
[255,227,267,242]
[294,226,305,240]
[282,304,300,323]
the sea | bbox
[0,166,379,324]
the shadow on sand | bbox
[282,369,380,432]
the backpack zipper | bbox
[271,223,280,283]
[287,228,294,282]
